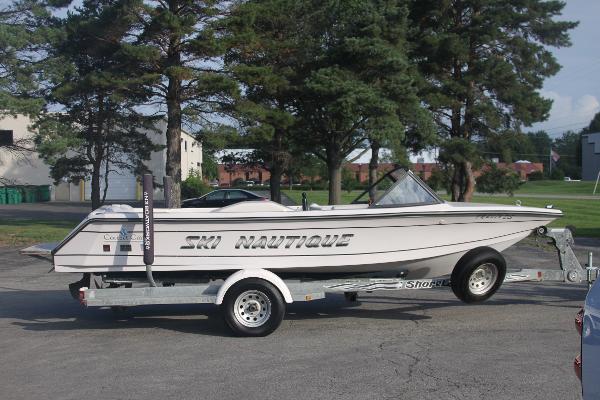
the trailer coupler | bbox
[505,228,596,286]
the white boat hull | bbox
[53,202,560,279]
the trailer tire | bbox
[221,278,285,337]
[451,248,506,303]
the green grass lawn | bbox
[284,190,600,237]
[514,180,599,196]
[0,219,78,247]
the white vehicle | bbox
[25,169,575,336]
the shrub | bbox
[426,168,449,192]
[476,164,520,196]
[527,171,544,181]
[341,167,359,193]
[181,173,211,199]
[550,168,565,181]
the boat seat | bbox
[213,201,293,213]
[309,203,325,210]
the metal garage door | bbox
[84,170,137,201]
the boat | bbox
[51,168,561,283]
[32,168,569,335]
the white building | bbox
[0,114,202,201]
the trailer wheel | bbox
[451,248,506,303]
[222,278,285,337]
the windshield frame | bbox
[351,168,443,208]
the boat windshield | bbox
[352,169,442,207]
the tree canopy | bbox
[0,0,579,204]
[295,0,434,204]
[35,0,161,210]
[129,0,237,206]
[409,0,577,200]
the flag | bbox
[551,149,560,163]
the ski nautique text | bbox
[180,234,354,250]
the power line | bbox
[552,60,600,80]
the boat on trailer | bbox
[52,169,560,279]
[24,168,587,336]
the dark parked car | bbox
[181,189,267,208]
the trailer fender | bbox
[215,269,293,305]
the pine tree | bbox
[0,0,68,160]
[296,0,432,204]
[35,0,161,210]
[223,0,305,203]
[131,0,237,207]
[0,0,64,116]
[409,0,577,201]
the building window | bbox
[184,140,187,152]
[0,130,14,146]
[197,162,201,166]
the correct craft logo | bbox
[103,227,142,242]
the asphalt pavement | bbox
[0,238,591,400]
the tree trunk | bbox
[327,162,342,205]
[368,140,380,202]
[164,4,183,208]
[462,160,475,201]
[101,154,109,206]
[451,164,462,202]
[269,127,286,204]
[91,161,102,210]
[269,164,283,203]
[165,76,182,208]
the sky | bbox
[528,0,600,137]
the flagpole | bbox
[549,148,552,176]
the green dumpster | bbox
[21,186,38,203]
[6,187,22,204]
[0,187,6,205]
[37,185,50,202]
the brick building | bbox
[218,164,270,186]
[216,160,543,186]
[498,161,544,180]
[343,163,396,182]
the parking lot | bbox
[0,237,591,400]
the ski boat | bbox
[50,169,561,282]
[21,168,571,336]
